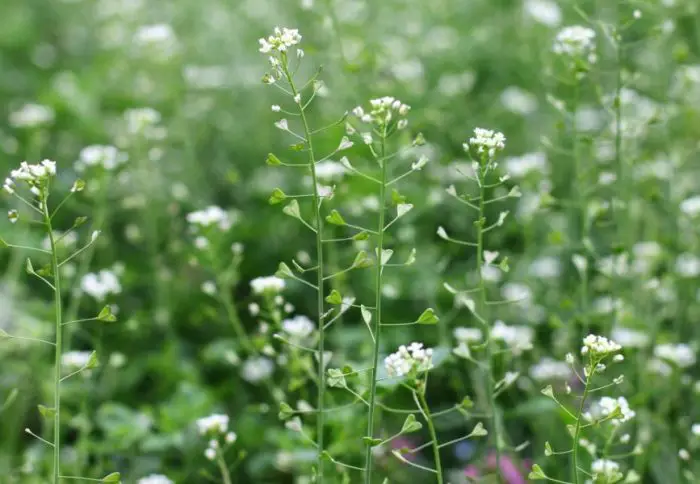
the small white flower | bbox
[61,351,92,371]
[465,127,506,158]
[241,357,274,382]
[225,432,237,444]
[9,103,54,128]
[553,25,596,62]
[271,105,281,112]
[248,303,260,316]
[529,357,572,381]
[75,145,126,172]
[453,327,482,343]
[654,343,696,368]
[201,281,217,295]
[588,396,635,426]
[186,206,235,231]
[691,424,700,437]
[258,27,302,54]
[679,448,690,461]
[205,447,217,460]
[250,276,286,294]
[80,270,122,301]
[591,459,621,480]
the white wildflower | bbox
[581,334,622,357]
[186,206,235,231]
[196,414,229,435]
[80,270,122,301]
[9,103,54,128]
[453,327,482,344]
[75,145,126,172]
[465,128,506,158]
[61,351,92,371]
[588,396,635,426]
[241,357,274,382]
[281,315,315,341]
[529,357,572,381]
[553,25,596,62]
[491,320,534,353]
[250,276,286,294]
[591,459,621,480]
[258,27,302,54]
[654,343,696,368]
[137,475,174,484]
[384,342,434,377]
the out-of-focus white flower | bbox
[62,351,92,370]
[492,321,534,353]
[124,108,164,139]
[611,327,649,348]
[353,97,410,127]
[80,270,122,301]
[581,334,621,357]
[692,424,700,436]
[281,315,315,341]
[134,24,178,58]
[586,397,635,426]
[453,327,482,344]
[384,342,433,377]
[201,281,217,295]
[529,357,571,381]
[553,26,596,62]
[9,103,54,128]
[314,160,346,181]
[75,145,126,172]
[675,253,700,278]
[591,459,621,480]
[241,357,274,382]
[186,206,235,231]
[654,343,696,368]
[500,86,538,115]
[504,152,547,177]
[524,0,562,27]
[528,256,561,278]
[138,475,174,484]
[250,276,285,294]
[196,414,229,435]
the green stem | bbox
[364,129,387,484]
[571,364,592,484]
[43,194,63,484]
[217,453,233,484]
[281,56,327,481]
[476,165,503,484]
[415,390,444,484]
[610,32,624,337]
[219,284,255,354]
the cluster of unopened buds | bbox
[385,342,434,377]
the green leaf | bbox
[460,396,474,409]
[282,199,301,219]
[401,414,422,433]
[102,472,121,483]
[325,210,346,226]
[325,289,343,305]
[498,256,510,273]
[540,385,554,399]
[73,216,88,227]
[396,203,413,218]
[269,188,287,205]
[97,306,117,322]
[25,258,34,275]
[86,351,99,369]
[266,153,282,166]
[362,436,383,446]
[405,248,416,266]
[278,402,294,420]
[70,179,85,193]
[412,132,426,146]
[353,231,369,241]
[290,142,305,151]
[417,308,439,325]
[275,262,294,279]
[38,404,56,419]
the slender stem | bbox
[217,454,233,484]
[571,364,592,484]
[415,390,444,484]
[281,56,327,481]
[610,30,624,337]
[364,129,388,484]
[219,285,255,354]
[475,164,503,484]
[43,195,63,484]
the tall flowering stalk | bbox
[441,128,518,482]
[260,27,344,480]
[1,161,120,484]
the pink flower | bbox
[390,437,417,462]
[486,453,526,484]
[464,465,480,479]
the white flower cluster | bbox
[134,24,178,58]
[196,414,229,435]
[654,343,696,368]
[384,342,434,377]
[196,414,237,461]
[62,351,92,371]
[186,206,235,231]
[282,315,315,341]
[581,334,622,357]
[492,320,534,354]
[586,396,635,426]
[465,128,506,159]
[553,25,597,63]
[75,145,126,172]
[3,160,57,195]
[258,27,302,54]
[591,459,621,480]
[250,276,286,294]
[137,475,174,484]
[81,270,122,301]
[529,357,572,381]
[124,108,164,139]
[353,97,411,128]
